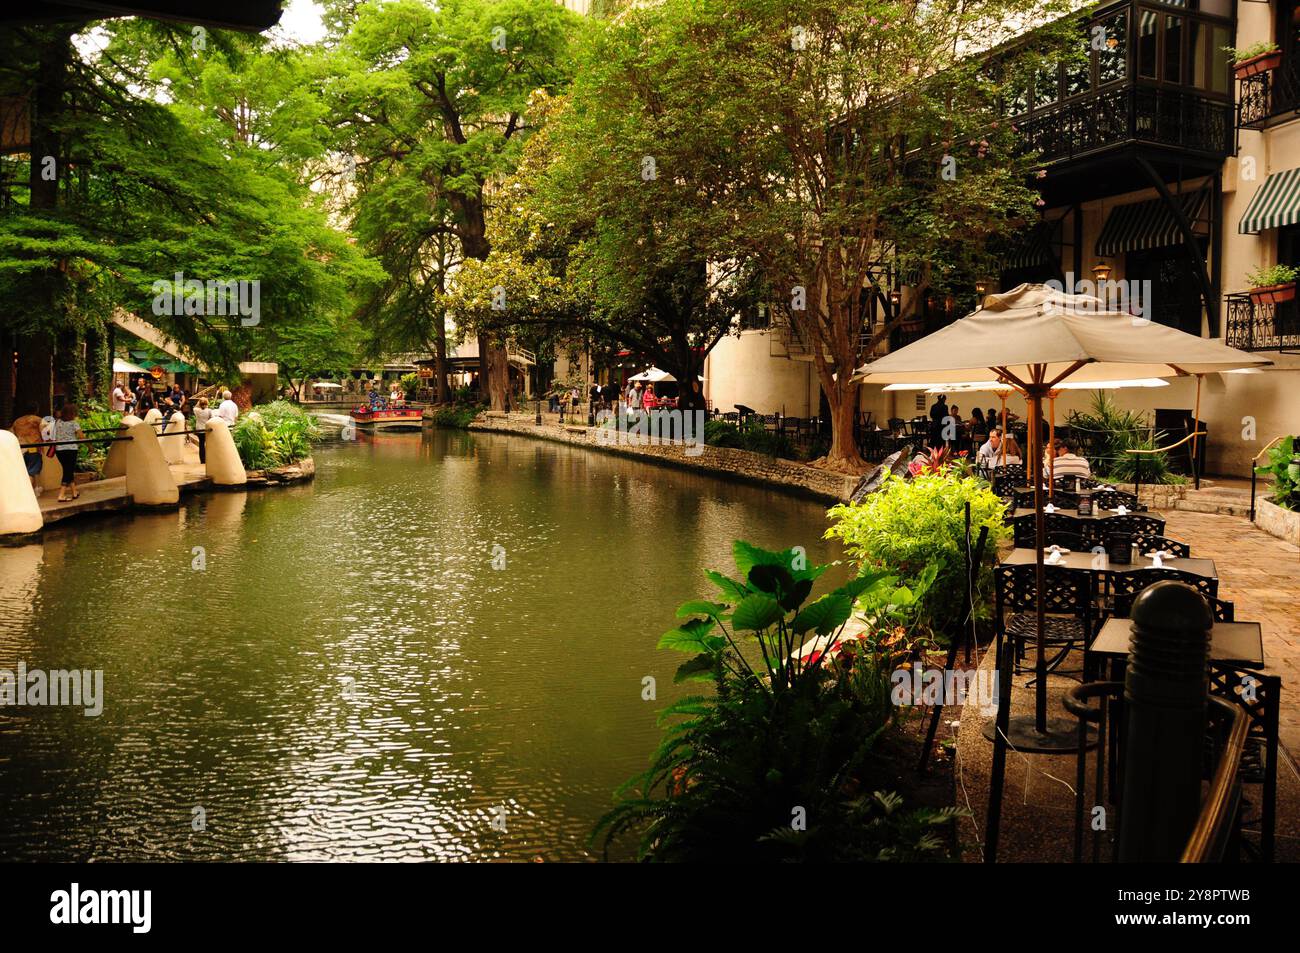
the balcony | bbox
[1237,55,1300,130]
[1016,84,1232,166]
[1224,291,1300,352]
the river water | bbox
[0,428,841,861]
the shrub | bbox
[1255,435,1299,510]
[825,471,1008,632]
[594,541,962,862]
[76,405,123,474]
[428,404,484,429]
[1065,391,1179,484]
[703,418,795,458]
[1245,264,1300,289]
[232,401,319,469]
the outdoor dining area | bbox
[855,282,1281,863]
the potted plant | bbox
[1227,42,1283,80]
[1245,263,1299,307]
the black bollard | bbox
[1117,581,1212,862]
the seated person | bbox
[1048,437,1091,479]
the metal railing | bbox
[1016,84,1232,165]
[1225,292,1300,353]
[1248,435,1286,521]
[1237,54,1300,130]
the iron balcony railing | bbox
[1225,291,1300,353]
[1237,55,1300,130]
[1015,84,1232,165]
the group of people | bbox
[974,427,1092,479]
[7,383,241,500]
[624,381,678,412]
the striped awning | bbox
[1238,167,1300,234]
[1096,191,1208,256]
[999,219,1061,271]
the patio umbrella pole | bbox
[994,367,1085,752]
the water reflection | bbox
[0,428,841,860]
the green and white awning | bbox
[1238,167,1300,234]
[1096,191,1208,256]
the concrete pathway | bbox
[36,461,211,525]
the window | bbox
[1210,26,1229,93]
[1098,12,1128,84]
[1034,63,1061,108]
[1165,16,1183,84]
[1137,9,1159,79]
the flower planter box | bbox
[1234,50,1283,79]
[1248,282,1297,307]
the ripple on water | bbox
[0,429,842,860]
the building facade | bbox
[704,0,1300,476]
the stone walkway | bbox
[1162,508,1300,755]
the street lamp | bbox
[1092,259,1112,283]
[974,278,990,296]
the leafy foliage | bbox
[232,401,320,470]
[825,471,1008,631]
[428,404,485,429]
[595,540,961,862]
[1065,391,1179,484]
[1254,435,1299,510]
[703,419,796,459]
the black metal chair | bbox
[1207,596,1235,622]
[1110,568,1218,619]
[1207,665,1281,862]
[1098,513,1165,544]
[1135,534,1191,559]
[1089,488,1139,511]
[995,563,1095,679]
[1044,529,1086,552]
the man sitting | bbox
[1049,437,1092,480]
[975,428,1003,472]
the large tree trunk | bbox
[823,380,865,471]
[0,327,13,425]
[453,196,509,410]
[14,330,53,416]
[15,29,70,418]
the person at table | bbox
[642,384,660,411]
[970,407,986,438]
[1049,437,1091,479]
[975,427,1003,471]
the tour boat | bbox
[349,404,426,431]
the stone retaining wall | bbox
[465,414,857,503]
[1254,497,1300,546]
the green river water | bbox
[0,428,842,861]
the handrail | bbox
[1249,434,1287,520]
[1125,431,1198,454]
[1180,696,1249,864]
[1251,435,1286,463]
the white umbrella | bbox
[313,382,342,389]
[113,358,149,375]
[628,367,676,383]
[855,283,1270,750]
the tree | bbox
[548,0,1074,469]
[0,18,379,417]
[451,20,766,413]
[322,0,583,410]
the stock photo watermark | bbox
[595,408,707,457]
[151,271,261,326]
[0,662,103,717]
